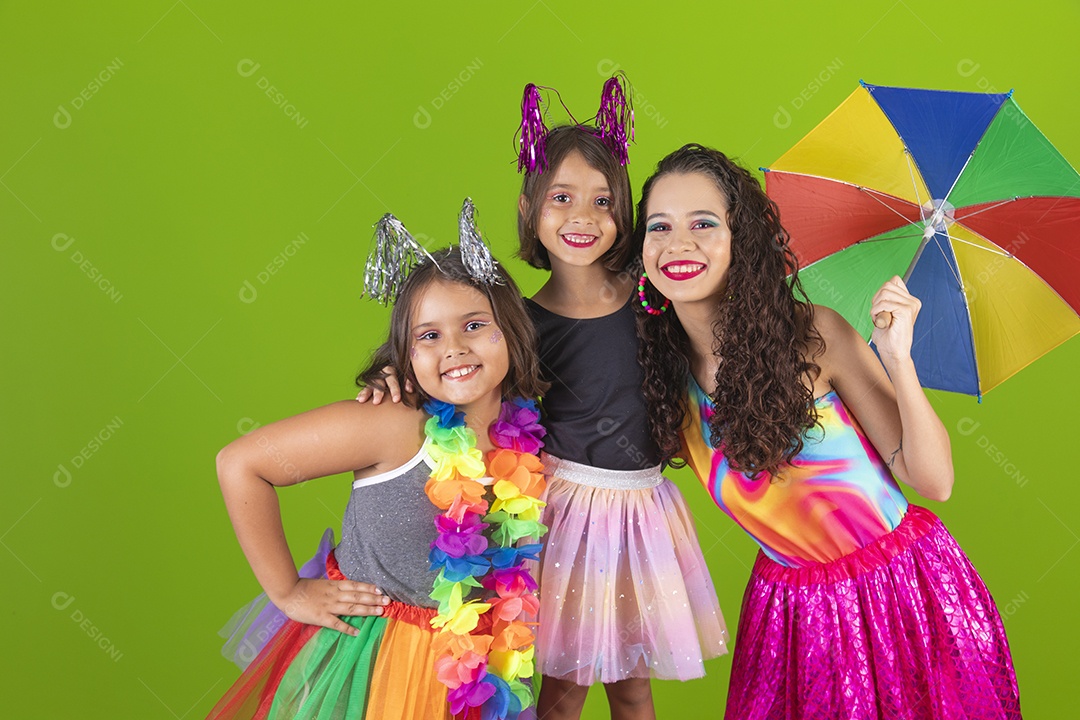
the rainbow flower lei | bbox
[423,397,548,719]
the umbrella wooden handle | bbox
[873,311,893,329]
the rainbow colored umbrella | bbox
[765,81,1080,397]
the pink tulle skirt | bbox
[534,454,729,685]
[728,505,1022,719]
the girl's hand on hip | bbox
[277,578,390,636]
[870,276,921,367]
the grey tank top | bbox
[334,442,439,608]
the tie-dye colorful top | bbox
[683,378,908,568]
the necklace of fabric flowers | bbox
[422,396,547,720]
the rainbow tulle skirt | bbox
[534,455,729,685]
[208,532,460,720]
[727,505,1022,719]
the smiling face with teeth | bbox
[531,150,619,269]
[641,171,733,307]
[407,279,510,412]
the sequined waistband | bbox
[541,452,664,490]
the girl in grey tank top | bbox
[210,237,549,720]
[335,444,439,607]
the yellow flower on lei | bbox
[488,645,535,681]
[431,599,493,635]
[427,443,485,482]
[489,479,546,518]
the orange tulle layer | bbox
[207,551,486,720]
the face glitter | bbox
[490,330,503,344]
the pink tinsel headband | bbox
[516,74,635,174]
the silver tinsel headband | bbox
[361,199,503,306]
[362,213,434,305]
[458,197,503,286]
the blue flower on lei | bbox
[423,398,466,428]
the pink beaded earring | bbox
[637,272,670,315]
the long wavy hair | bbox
[633,144,823,476]
[356,249,548,407]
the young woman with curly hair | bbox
[632,144,1021,719]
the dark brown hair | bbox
[517,125,635,272]
[633,144,824,476]
[357,248,548,406]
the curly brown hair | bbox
[633,144,823,476]
[356,248,548,407]
[517,125,635,273]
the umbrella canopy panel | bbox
[949,224,1078,391]
[867,84,1008,200]
[766,83,1080,396]
[769,86,930,205]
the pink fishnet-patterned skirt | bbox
[727,505,1021,719]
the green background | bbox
[3,2,1077,717]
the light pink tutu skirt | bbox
[534,453,729,685]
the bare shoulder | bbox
[349,399,425,462]
[810,304,853,341]
[329,397,427,455]
[346,398,429,477]
[803,305,866,392]
[282,396,424,438]
[328,395,425,425]
[807,304,897,406]
[221,397,427,486]
[809,305,866,359]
